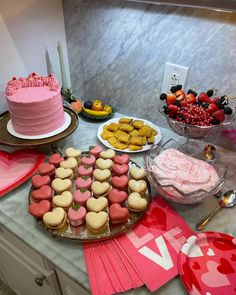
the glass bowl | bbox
[159,106,235,139]
[144,139,227,204]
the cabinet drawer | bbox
[0,224,46,268]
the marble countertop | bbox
[0,112,236,295]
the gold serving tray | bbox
[28,158,151,242]
[0,106,78,147]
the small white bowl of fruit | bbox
[82,99,114,120]
[159,85,235,139]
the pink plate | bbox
[0,149,45,197]
[178,232,236,295]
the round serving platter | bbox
[0,106,78,147]
[28,157,151,242]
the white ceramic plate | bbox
[97,117,162,153]
[7,111,71,140]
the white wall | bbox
[0,0,71,112]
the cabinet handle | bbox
[34,275,46,286]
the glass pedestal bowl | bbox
[144,139,227,204]
[159,106,235,139]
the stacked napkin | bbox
[83,197,193,294]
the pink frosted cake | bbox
[6,73,65,136]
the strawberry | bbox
[180,100,188,107]
[168,104,178,118]
[212,110,225,122]
[175,90,186,101]
[186,93,196,104]
[205,103,219,114]
[212,97,220,103]
[198,92,211,103]
[166,93,177,105]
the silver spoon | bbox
[196,190,236,231]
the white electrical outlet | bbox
[161,62,189,93]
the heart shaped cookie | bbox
[55,167,73,179]
[93,169,111,182]
[31,185,53,202]
[109,203,129,224]
[111,175,129,190]
[86,197,108,212]
[127,192,147,212]
[43,207,67,229]
[89,145,103,158]
[86,211,108,233]
[129,167,146,180]
[91,181,110,197]
[68,205,86,226]
[81,154,96,167]
[108,188,128,204]
[77,165,93,177]
[60,157,77,169]
[99,149,116,159]
[31,175,51,188]
[52,178,72,193]
[52,191,73,209]
[38,163,55,176]
[65,147,82,159]
[112,164,129,176]
[73,188,91,206]
[113,154,130,165]
[28,200,52,218]
[128,179,147,194]
[48,154,64,166]
[96,158,113,170]
[75,176,92,190]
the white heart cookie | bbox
[53,191,73,208]
[128,179,147,194]
[43,207,66,227]
[99,149,116,159]
[127,192,147,212]
[86,197,108,212]
[60,157,77,169]
[96,158,113,170]
[52,178,72,193]
[86,211,108,233]
[129,167,146,180]
[91,181,110,197]
[55,167,73,179]
[93,169,111,181]
[65,147,82,158]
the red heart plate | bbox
[178,231,236,295]
[0,149,45,197]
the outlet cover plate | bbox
[161,62,189,93]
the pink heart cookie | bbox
[31,185,53,202]
[38,163,55,176]
[75,176,92,190]
[68,205,87,226]
[81,154,96,167]
[108,188,128,204]
[112,164,129,176]
[111,175,129,190]
[109,203,129,224]
[77,165,93,177]
[89,145,104,158]
[73,188,91,206]
[48,154,64,166]
[113,154,130,165]
[31,174,51,188]
[28,200,52,219]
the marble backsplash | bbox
[64,0,236,130]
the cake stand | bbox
[0,106,78,153]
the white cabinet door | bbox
[0,235,60,295]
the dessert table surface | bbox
[0,112,236,295]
